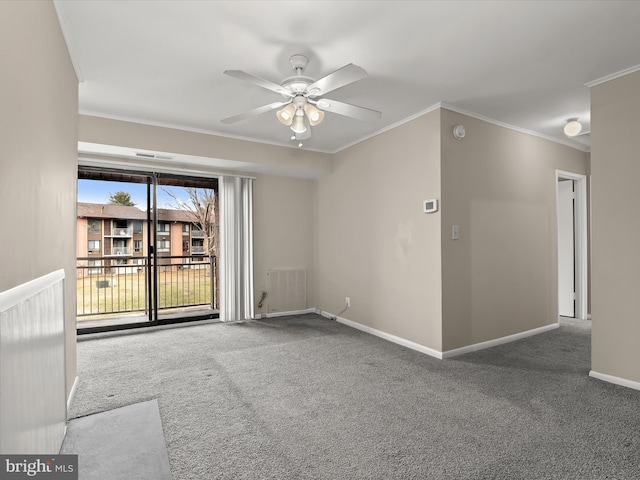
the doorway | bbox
[558,179,575,317]
[76,168,219,332]
[556,171,588,320]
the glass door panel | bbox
[76,169,153,329]
[155,174,219,321]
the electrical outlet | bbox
[346,296,351,307]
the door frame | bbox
[556,170,588,320]
[76,164,220,334]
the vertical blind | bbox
[219,176,255,322]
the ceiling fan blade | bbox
[224,70,290,96]
[221,101,290,124]
[306,64,368,97]
[315,98,382,122]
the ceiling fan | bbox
[221,54,382,141]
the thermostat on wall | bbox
[423,199,438,213]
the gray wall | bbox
[0,1,79,399]
[591,69,640,384]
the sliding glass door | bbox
[154,174,219,322]
[76,168,218,331]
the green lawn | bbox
[77,267,214,320]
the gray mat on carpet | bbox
[70,314,640,479]
[61,399,171,480]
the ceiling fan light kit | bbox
[276,104,296,125]
[222,54,382,141]
[291,111,307,134]
[304,103,324,126]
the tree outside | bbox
[109,190,136,206]
[163,188,218,258]
[163,187,219,308]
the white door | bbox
[558,179,575,317]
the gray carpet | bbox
[61,399,171,480]
[71,314,640,479]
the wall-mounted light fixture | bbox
[564,118,582,137]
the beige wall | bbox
[79,115,332,179]
[590,70,640,384]
[315,107,589,354]
[440,109,589,350]
[253,174,315,314]
[315,110,443,350]
[0,1,79,397]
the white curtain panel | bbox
[219,176,255,322]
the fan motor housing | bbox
[281,76,314,95]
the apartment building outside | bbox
[76,202,209,276]
[76,202,217,320]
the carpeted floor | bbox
[70,314,640,479]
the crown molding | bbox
[335,102,590,154]
[53,0,84,82]
[440,103,591,153]
[78,111,332,154]
[585,64,640,88]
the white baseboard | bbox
[322,311,443,359]
[258,308,317,319]
[321,310,559,361]
[589,370,640,392]
[67,375,79,414]
[442,323,559,358]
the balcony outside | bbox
[77,179,219,328]
[107,227,133,237]
[106,246,133,256]
[77,255,217,322]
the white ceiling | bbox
[55,0,640,155]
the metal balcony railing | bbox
[76,255,217,318]
[191,229,205,238]
[191,245,205,254]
